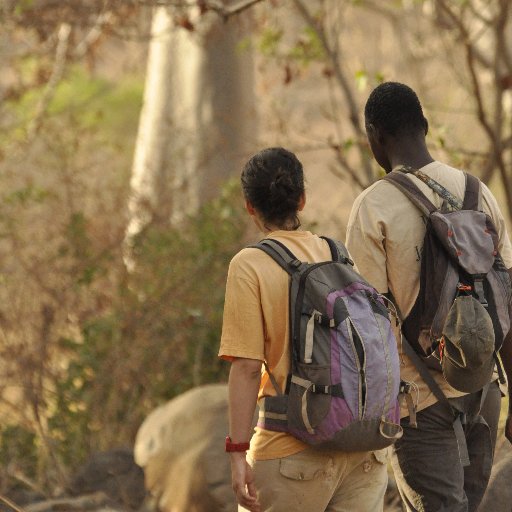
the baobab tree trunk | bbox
[126,4,255,246]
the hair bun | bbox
[241,147,305,229]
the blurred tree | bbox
[125,1,257,253]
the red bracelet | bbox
[225,436,250,452]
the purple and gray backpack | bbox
[253,237,402,451]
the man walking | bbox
[346,81,512,511]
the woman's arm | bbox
[228,357,262,512]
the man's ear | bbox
[423,117,429,136]
[366,123,383,144]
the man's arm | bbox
[502,268,512,444]
[227,357,262,512]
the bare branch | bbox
[73,12,113,57]
[292,0,373,183]
[0,495,27,512]
[207,0,266,20]
[27,23,72,139]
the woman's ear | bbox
[245,199,256,216]
[298,193,306,211]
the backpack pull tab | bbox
[304,310,321,363]
[399,381,418,428]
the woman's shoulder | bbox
[228,246,271,278]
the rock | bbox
[67,449,146,510]
[134,384,235,512]
[24,492,126,512]
[478,436,512,511]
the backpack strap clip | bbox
[310,383,344,397]
[472,275,488,307]
[290,259,302,269]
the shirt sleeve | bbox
[218,253,266,361]
[346,191,389,294]
[481,182,512,269]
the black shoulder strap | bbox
[462,173,481,211]
[251,236,353,273]
[383,171,436,216]
[320,236,354,265]
[250,239,302,276]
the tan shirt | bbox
[346,161,512,416]
[219,230,333,460]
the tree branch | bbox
[27,22,71,139]
[207,0,266,20]
[0,495,27,512]
[292,0,373,184]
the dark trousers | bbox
[390,381,501,512]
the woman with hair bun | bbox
[218,147,388,512]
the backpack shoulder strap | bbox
[462,173,481,211]
[250,238,302,275]
[320,236,354,265]
[383,170,436,216]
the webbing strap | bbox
[385,167,482,215]
[400,392,418,428]
[412,170,463,210]
[473,277,487,306]
[462,173,481,211]
[252,236,351,274]
[304,310,319,363]
[494,351,507,385]
[254,239,302,276]
[263,361,283,396]
[453,415,470,466]
[320,236,353,265]
[402,335,470,466]
[383,171,436,216]
[290,376,316,434]
[401,337,451,410]
[291,375,312,389]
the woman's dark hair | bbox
[364,82,426,137]
[241,147,305,230]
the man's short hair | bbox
[364,82,426,137]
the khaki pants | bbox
[240,448,388,512]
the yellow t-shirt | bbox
[346,161,512,417]
[218,230,333,460]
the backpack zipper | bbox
[347,317,367,419]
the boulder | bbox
[478,436,512,511]
[67,449,146,510]
[134,384,235,512]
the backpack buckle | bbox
[289,259,302,269]
[311,384,329,394]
